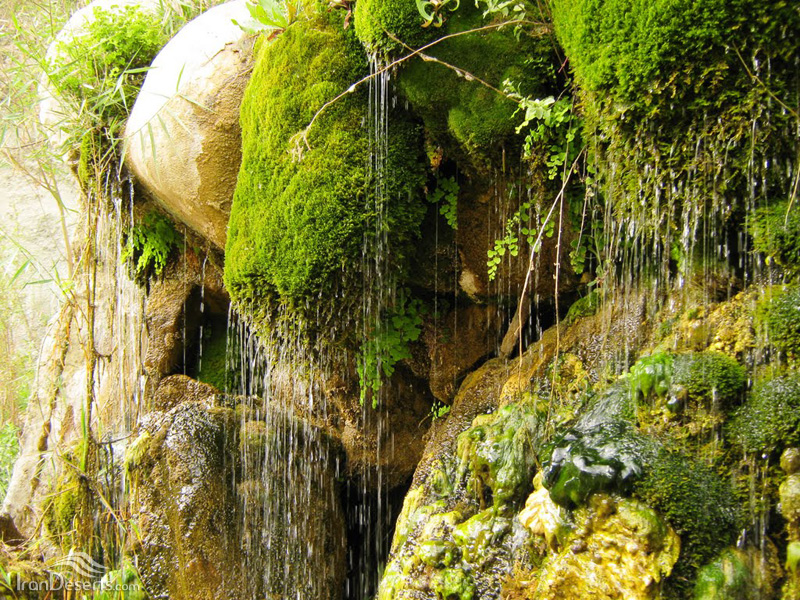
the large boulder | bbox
[124,0,255,250]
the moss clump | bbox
[393,1,561,170]
[671,352,746,409]
[552,0,799,281]
[456,403,542,508]
[564,291,601,326]
[749,200,800,280]
[226,9,426,327]
[758,286,800,360]
[43,473,80,542]
[552,0,798,112]
[693,548,755,600]
[633,450,738,596]
[195,324,230,392]
[728,373,800,454]
[353,0,435,55]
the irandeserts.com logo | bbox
[13,551,142,594]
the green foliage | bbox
[671,352,746,409]
[430,399,452,421]
[728,373,800,454]
[749,199,800,279]
[757,286,800,360]
[428,176,459,230]
[487,198,554,281]
[122,212,181,279]
[633,450,738,596]
[0,423,19,501]
[226,11,427,327]
[358,292,424,407]
[505,85,582,180]
[693,549,756,600]
[563,290,600,325]
[233,0,302,34]
[416,0,460,28]
[48,5,168,151]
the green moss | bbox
[97,560,147,600]
[728,373,800,453]
[564,290,601,325]
[226,10,426,330]
[432,567,475,600]
[552,0,799,279]
[542,420,653,509]
[749,200,800,280]
[456,402,542,508]
[43,473,80,540]
[758,286,800,360]
[451,508,511,565]
[354,0,435,55]
[633,450,738,596]
[671,352,746,409]
[693,548,754,600]
[195,324,229,391]
[552,0,798,110]
[392,1,561,170]
[124,431,152,473]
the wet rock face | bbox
[127,376,346,600]
[125,0,255,250]
[528,495,679,600]
[127,385,240,599]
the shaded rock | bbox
[528,495,680,600]
[128,377,346,600]
[424,303,503,402]
[125,0,256,250]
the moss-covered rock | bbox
[226,8,426,328]
[750,199,800,280]
[542,420,654,509]
[758,286,800,361]
[670,352,746,409]
[398,4,559,170]
[633,450,739,596]
[526,495,680,599]
[693,548,759,600]
[728,373,800,454]
[353,0,435,55]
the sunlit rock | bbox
[530,495,680,600]
[124,0,255,250]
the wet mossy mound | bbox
[757,286,800,361]
[633,450,739,597]
[551,0,800,271]
[226,8,427,332]
[355,0,563,171]
[728,373,800,454]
